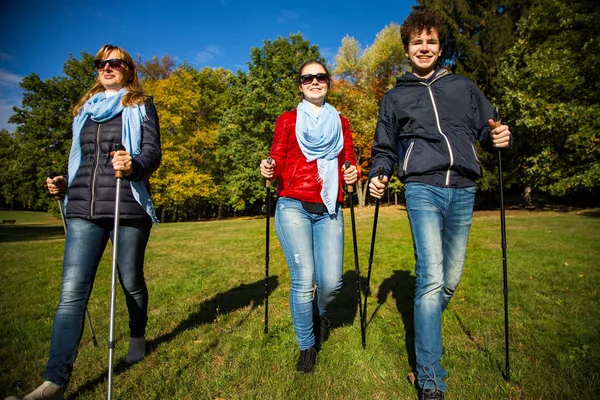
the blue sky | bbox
[0,0,416,132]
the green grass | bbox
[1,208,599,399]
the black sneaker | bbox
[312,314,321,346]
[419,388,445,400]
[296,347,317,373]
[319,316,330,344]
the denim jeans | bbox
[274,197,344,350]
[405,182,475,392]
[45,217,151,387]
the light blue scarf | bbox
[295,99,343,214]
[67,89,158,225]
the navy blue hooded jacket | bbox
[369,68,497,187]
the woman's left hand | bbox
[342,163,358,185]
[112,150,133,176]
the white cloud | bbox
[0,52,12,62]
[0,69,23,132]
[196,46,223,64]
[277,10,300,23]
[0,69,22,88]
[0,97,20,132]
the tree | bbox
[5,52,96,209]
[417,0,531,98]
[137,54,176,81]
[330,24,407,206]
[143,65,234,221]
[215,33,321,214]
[496,0,600,202]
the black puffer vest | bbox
[66,99,161,221]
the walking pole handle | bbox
[46,170,65,200]
[378,167,385,182]
[345,161,354,193]
[265,157,273,188]
[112,144,126,179]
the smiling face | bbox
[298,62,329,107]
[406,28,442,79]
[98,49,130,92]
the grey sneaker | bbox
[126,336,146,363]
[8,381,65,400]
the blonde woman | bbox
[7,44,161,400]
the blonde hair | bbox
[73,44,146,115]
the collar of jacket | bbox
[396,68,452,86]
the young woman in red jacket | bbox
[260,60,358,373]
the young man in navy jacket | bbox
[368,9,511,400]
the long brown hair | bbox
[73,44,146,115]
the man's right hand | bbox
[46,176,66,196]
[369,175,388,199]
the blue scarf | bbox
[67,89,158,225]
[295,100,343,214]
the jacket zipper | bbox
[403,141,415,175]
[471,143,480,163]
[90,123,101,218]
[423,80,454,187]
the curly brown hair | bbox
[400,9,447,52]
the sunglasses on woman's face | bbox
[94,58,128,71]
[301,73,329,85]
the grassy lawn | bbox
[0,208,599,399]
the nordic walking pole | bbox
[264,157,273,334]
[494,108,510,381]
[362,167,384,341]
[107,144,126,400]
[345,161,366,349]
[47,171,98,348]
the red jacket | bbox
[269,108,357,203]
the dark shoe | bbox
[419,388,445,400]
[312,314,331,346]
[318,316,330,344]
[296,347,317,373]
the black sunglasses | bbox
[94,58,129,71]
[301,73,329,85]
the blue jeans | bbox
[274,197,344,350]
[45,217,151,387]
[405,183,475,392]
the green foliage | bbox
[2,52,96,209]
[215,33,321,212]
[143,66,234,220]
[417,0,530,97]
[496,0,600,197]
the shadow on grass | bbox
[66,276,279,400]
[372,270,416,373]
[327,270,361,332]
[579,210,600,218]
[0,225,65,243]
[453,312,509,380]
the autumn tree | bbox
[143,64,234,221]
[330,23,407,206]
[137,54,176,81]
